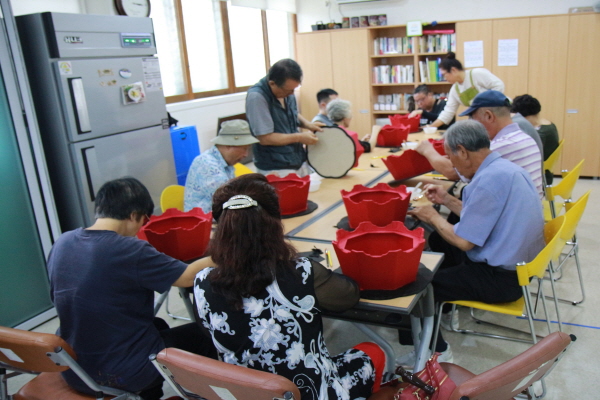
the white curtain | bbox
[230,0,296,14]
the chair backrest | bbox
[562,190,591,240]
[160,185,185,213]
[545,159,584,202]
[543,138,564,173]
[0,326,139,399]
[0,325,75,373]
[154,347,300,400]
[447,331,574,400]
[518,215,566,284]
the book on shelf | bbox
[372,64,414,84]
[417,33,456,53]
[427,58,438,83]
[373,36,417,55]
[422,29,455,34]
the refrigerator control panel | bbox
[120,33,153,48]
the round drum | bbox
[307,126,356,178]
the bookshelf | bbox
[368,22,455,115]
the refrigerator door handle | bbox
[81,146,101,201]
[68,78,92,134]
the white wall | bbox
[166,93,247,156]
[297,0,590,32]
[10,0,82,16]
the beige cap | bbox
[212,120,259,146]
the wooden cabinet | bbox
[295,32,333,125]
[491,18,529,99]
[563,14,600,176]
[528,15,569,173]
[295,29,371,136]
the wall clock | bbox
[115,0,151,17]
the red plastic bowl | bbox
[429,138,446,155]
[389,114,420,133]
[382,149,434,181]
[138,208,212,261]
[341,183,410,228]
[333,221,425,290]
[267,174,310,215]
[377,124,410,147]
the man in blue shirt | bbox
[48,178,217,399]
[405,120,544,358]
[184,119,258,212]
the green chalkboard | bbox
[0,69,53,327]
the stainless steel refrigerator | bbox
[16,12,176,232]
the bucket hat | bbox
[211,120,259,146]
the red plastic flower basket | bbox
[333,221,425,290]
[382,149,434,181]
[267,174,310,216]
[138,208,212,261]
[429,138,446,155]
[389,114,420,133]
[341,183,411,228]
[377,124,410,147]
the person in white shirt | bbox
[428,52,504,128]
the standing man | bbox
[184,119,258,212]
[246,58,323,177]
[47,177,217,399]
[408,84,455,128]
[312,88,338,125]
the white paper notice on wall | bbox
[464,41,484,68]
[498,39,519,66]
[0,347,24,363]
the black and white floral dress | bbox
[194,257,376,400]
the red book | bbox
[423,29,455,34]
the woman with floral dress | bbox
[193,174,384,400]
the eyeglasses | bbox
[142,214,151,226]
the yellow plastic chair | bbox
[433,215,567,345]
[543,159,584,221]
[543,139,564,183]
[160,184,185,212]
[544,190,591,306]
[234,162,254,177]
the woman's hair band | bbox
[222,195,258,210]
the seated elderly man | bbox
[415,90,543,199]
[184,119,258,212]
[47,177,217,399]
[397,120,545,364]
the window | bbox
[151,0,296,103]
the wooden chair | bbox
[150,348,300,400]
[159,185,185,213]
[0,326,140,400]
[442,331,575,400]
[433,215,567,344]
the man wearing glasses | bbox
[47,177,216,399]
[408,84,455,129]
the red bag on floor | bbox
[389,114,420,133]
[368,354,456,400]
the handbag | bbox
[368,354,456,400]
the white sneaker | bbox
[395,349,430,368]
[440,310,459,331]
[436,344,454,364]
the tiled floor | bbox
[6,178,599,399]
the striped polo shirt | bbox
[491,122,543,198]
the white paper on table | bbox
[498,39,519,66]
[464,41,484,68]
